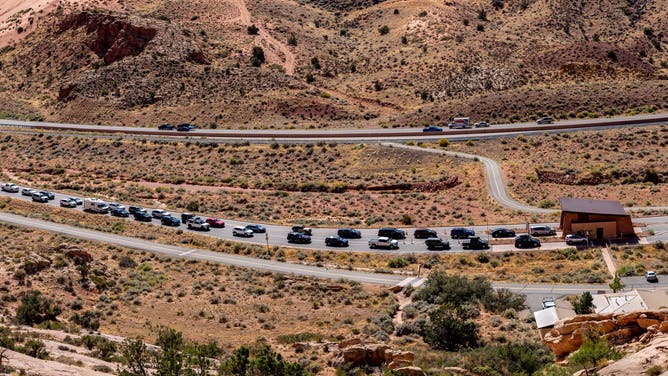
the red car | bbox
[205,218,225,228]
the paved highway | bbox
[1,113,668,143]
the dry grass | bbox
[442,125,668,209]
[0,0,667,128]
[0,221,395,353]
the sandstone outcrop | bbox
[332,339,424,373]
[543,310,668,357]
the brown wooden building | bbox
[559,197,634,240]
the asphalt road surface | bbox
[1,113,668,144]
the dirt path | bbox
[600,247,617,278]
[392,293,412,327]
[228,0,295,75]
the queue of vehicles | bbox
[2,183,569,252]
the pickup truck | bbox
[368,237,399,250]
[462,236,490,250]
[187,217,210,231]
[1,183,19,193]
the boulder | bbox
[563,313,614,325]
[339,345,367,365]
[393,366,427,376]
[615,312,643,327]
[659,321,668,333]
[23,253,51,275]
[385,350,414,369]
[338,338,361,349]
[366,343,390,365]
[637,318,660,329]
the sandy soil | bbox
[0,0,122,48]
[228,0,295,75]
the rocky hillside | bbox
[0,0,667,128]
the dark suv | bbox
[325,236,349,247]
[378,228,406,240]
[337,228,362,239]
[515,234,541,248]
[425,238,450,250]
[287,232,311,244]
[414,228,437,239]
[450,228,475,239]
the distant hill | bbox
[0,0,666,128]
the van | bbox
[378,228,406,240]
[530,225,556,236]
[83,198,110,214]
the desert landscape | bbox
[1,0,668,375]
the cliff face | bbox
[58,12,158,65]
[543,310,668,358]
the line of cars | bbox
[2,182,560,252]
[157,123,198,132]
[1,183,63,204]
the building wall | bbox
[560,212,634,238]
[571,221,617,239]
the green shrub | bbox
[15,291,62,326]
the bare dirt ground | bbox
[0,0,121,48]
[228,0,295,75]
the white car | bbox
[151,209,170,219]
[1,183,19,193]
[368,237,399,249]
[233,226,253,237]
[646,271,658,282]
[474,121,490,128]
[22,187,36,196]
[565,234,588,245]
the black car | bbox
[129,206,145,215]
[515,234,541,248]
[325,236,349,247]
[38,191,55,200]
[110,207,130,217]
[287,232,311,244]
[425,238,450,250]
[414,228,437,239]
[291,224,312,235]
[245,224,266,233]
[491,228,516,238]
[181,212,197,223]
[161,215,181,227]
[450,228,475,239]
[133,211,152,222]
[176,123,193,131]
[378,227,406,240]
[337,228,362,239]
[158,124,175,130]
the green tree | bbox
[570,332,618,376]
[15,290,62,325]
[609,273,623,293]
[220,346,250,376]
[310,57,321,70]
[421,305,479,350]
[247,25,259,35]
[288,33,297,46]
[572,291,594,314]
[118,337,151,376]
[185,341,221,376]
[155,326,185,376]
[378,25,390,35]
[250,46,265,67]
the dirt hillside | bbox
[0,0,667,128]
